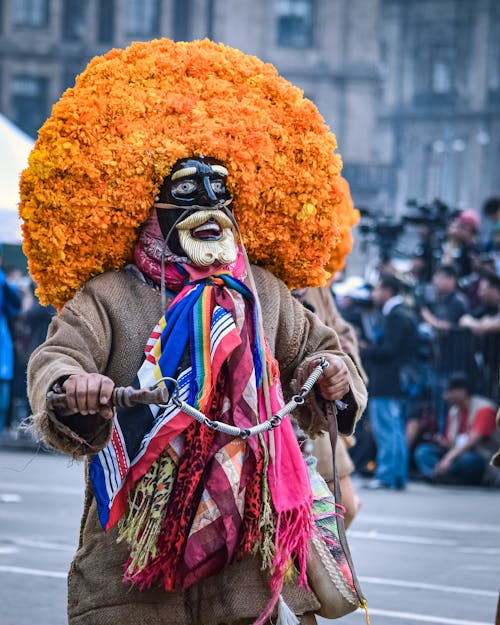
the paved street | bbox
[0,449,498,625]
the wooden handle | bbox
[46,385,170,412]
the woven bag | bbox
[305,403,366,619]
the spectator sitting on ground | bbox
[405,388,439,458]
[414,374,498,486]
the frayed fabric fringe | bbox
[252,504,312,625]
[271,505,312,592]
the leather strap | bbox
[327,401,339,459]
[326,400,365,603]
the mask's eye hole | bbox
[210,179,225,193]
[172,179,197,195]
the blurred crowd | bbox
[333,197,500,489]
[0,198,498,492]
[0,249,55,441]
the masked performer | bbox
[22,40,366,625]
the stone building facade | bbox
[0,0,383,207]
[0,0,498,212]
[380,0,500,212]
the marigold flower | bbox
[20,38,355,309]
[325,177,360,273]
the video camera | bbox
[358,199,459,265]
[357,207,406,262]
[403,199,460,232]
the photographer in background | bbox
[412,224,435,283]
[442,210,481,279]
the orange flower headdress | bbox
[20,38,357,309]
[326,177,360,274]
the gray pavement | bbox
[0,449,498,625]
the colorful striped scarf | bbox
[90,213,313,616]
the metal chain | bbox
[154,356,332,439]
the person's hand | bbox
[434,454,453,476]
[432,433,447,446]
[421,307,451,333]
[313,355,350,401]
[62,373,115,420]
[459,314,474,328]
[421,307,440,327]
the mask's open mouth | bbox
[176,209,238,266]
[190,218,223,241]
[177,209,233,241]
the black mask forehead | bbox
[171,156,223,177]
[156,155,232,209]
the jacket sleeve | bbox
[27,284,114,458]
[254,268,367,437]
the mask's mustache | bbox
[176,209,234,232]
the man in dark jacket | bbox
[361,274,417,490]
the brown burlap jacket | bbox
[28,266,367,625]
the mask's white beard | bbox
[178,229,238,266]
[176,209,238,267]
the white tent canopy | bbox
[0,113,34,244]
